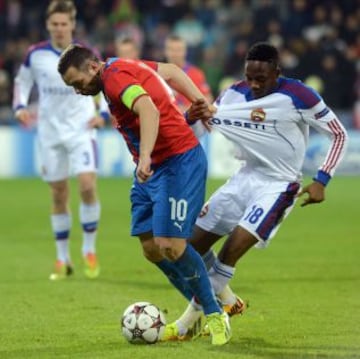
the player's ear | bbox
[276,66,281,77]
[88,60,100,75]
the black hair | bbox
[166,34,185,43]
[117,36,138,46]
[246,42,279,67]
[58,44,99,75]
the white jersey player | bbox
[13,40,106,149]
[13,0,109,281]
[162,42,348,340]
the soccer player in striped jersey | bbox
[13,0,109,280]
[164,34,213,112]
[57,45,231,345]
[168,42,349,338]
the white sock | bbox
[208,258,235,295]
[202,249,216,271]
[218,285,237,305]
[176,301,202,334]
[79,202,100,255]
[51,213,71,263]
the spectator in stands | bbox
[0,0,358,125]
[115,36,141,59]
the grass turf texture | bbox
[0,177,359,359]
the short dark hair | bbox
[117,36,137,46]
[246,42,279,67]
[166,34,185,43]
[58,44,99,75]
[46,0,76,20]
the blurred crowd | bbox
[0,0,359,127]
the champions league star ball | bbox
[121,302,166,344]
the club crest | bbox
[199,203,209,218]
[250,108,266,122]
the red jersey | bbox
[175,63,211,109]
[101,58,199,165]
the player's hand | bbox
[136,156,154,183]
[88,116,105,129]
[297,181,325,207]
[15,108,32,127]
[186,99,216,132]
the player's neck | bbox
[178,61,186,69]
[51,39,73,52]
[98,62,106,76]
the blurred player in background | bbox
[58,44,231,345]
[115,36,141,60]
[13,0,109,280]
[164,34,213,112]
[164,42,349,339]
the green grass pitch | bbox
[0,177,359,359]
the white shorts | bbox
[38,135,98,182]
[196,167,300,247]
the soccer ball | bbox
[121,301,166,344]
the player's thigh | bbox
[40,144,69,182]
[239,181,300,247]
[195,171,247,236]
[69,137,98,176]
[130,180,153,237]
[152,145,207,239]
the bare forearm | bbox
[140,112,159,157]
[157,63,206,103]
[134,97,160,158]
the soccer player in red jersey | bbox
[58,45,230,345]
[164,35,213,112]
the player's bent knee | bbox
[141,238,163,263]
[79,187,97,203]
[155,237,187,262]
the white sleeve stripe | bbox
[322,119,347,173]
[323,120,346,172]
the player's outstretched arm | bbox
[184,98,216,134]
[157,63,207,104]
[186,99,216,124]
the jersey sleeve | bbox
[104,68,148,110]
[141,60,158,71]
[300,99,348,185]
[13,63,35,111]
[96,92,110,121]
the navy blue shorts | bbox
[131,144,207,238]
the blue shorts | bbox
[131,144,207,238]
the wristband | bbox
[14,105,26,112]
[100,111,110,123]
[184,111,198,125]
[313,170,331,186]
[184,111,191,124]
